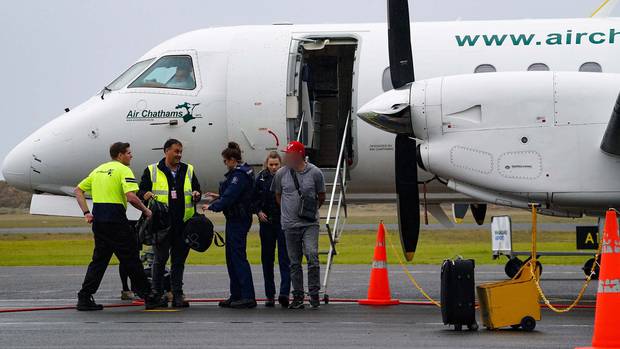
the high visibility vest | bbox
[148,163,195,222]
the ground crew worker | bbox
[271,141,326,309]
[252,151,290,308]
[73,142,158,311]
[203,142,256,309]
[138,139,201,308]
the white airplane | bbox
[2,0,619,262]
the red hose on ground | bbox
[0,298,595,313]
[0,301,143,314]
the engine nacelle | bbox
[414,72,620,211]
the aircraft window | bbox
[528,63,550,71]
[106,58,155,91]
[129,55,196,90]
[474,64,496,73]
[382,67,394,92]
[579,62,603,73]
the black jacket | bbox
[138,159,201,226]
[251,169,280,223]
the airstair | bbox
[318,117,349,303]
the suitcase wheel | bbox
[520,316,536,331]
[467,323,479,331]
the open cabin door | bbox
[286,36,357,168]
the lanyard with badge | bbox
[170,166,179,200]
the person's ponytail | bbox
[222,141,242,161]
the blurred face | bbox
[284,152,304,168]
[117,148,133,166]
[266,157,281,174]
[164,143,183,166]
[223,157,237,171]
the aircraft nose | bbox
[2,141,32,192]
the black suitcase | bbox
[440,258,478,331]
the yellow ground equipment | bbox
[476,204,542,331]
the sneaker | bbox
[218,297,234,308]
[120,291,135,301]
[265,298,275,308]
[145,293,168,310]
[77,293,103,311]
[172,293,190,308]
[277,295,289,308]
[230,299,258,309]
[288,298,305,310]
[310,295,320,309]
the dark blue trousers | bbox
[225,218,255,300]
[259,221,291,299]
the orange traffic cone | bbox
[358,222,400,306]
[577,209,620,349]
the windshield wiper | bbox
[100,86,111,100]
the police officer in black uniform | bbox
[253,151,290,308]
[203,142,256,309]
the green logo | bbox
[175,102,201,123]
[126,102,202,123]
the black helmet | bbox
[183,213,215,252]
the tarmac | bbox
[0,264,597,348]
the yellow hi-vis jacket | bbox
[148,163,195,222]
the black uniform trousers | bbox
[79,221,149,297]
[259,221,291,299]
[151,222,190,294]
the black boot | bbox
[77,293,103,311]
[278,295,290,308]
[218,297,234,308]
[265,298,275,308]
[230,299,257,309]
[145,292,168,310]
[172,292,190,308]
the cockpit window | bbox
[129,55,196,90]
[106,58,155,91]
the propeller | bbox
[387,0,418,261]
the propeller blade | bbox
[387,0,415,88]
[395,134,420,261]
[470,203,487,226]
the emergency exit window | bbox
[129,55,196,90]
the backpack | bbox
[183,211,224,252]
[137,200,171,246]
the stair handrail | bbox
[325,114,350,250]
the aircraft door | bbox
[286,36,358,168]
